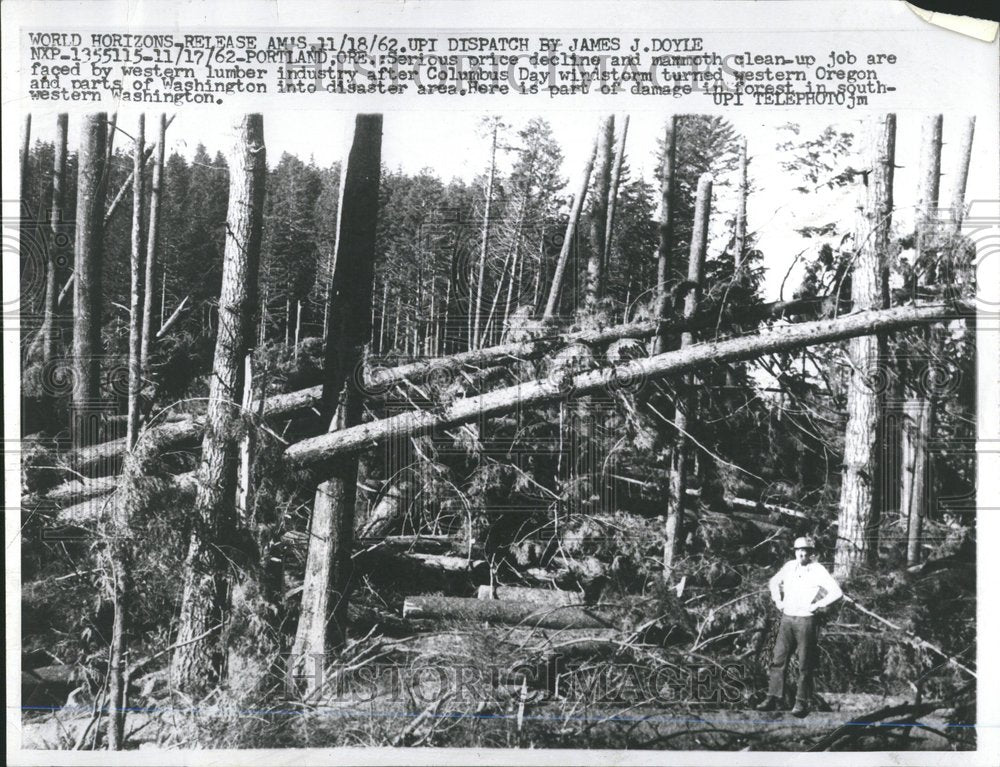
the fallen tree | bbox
[285,302,973,472]
[52,289,931,481]
[48,301,973,508]
[402,595,615,629]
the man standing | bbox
[756,535,843,717]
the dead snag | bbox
[291,114,382,689]
[664,172,712,578]
[71,113,109,449]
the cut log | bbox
[286,302,973,472]
[402,596,615,629]
[476,584,583,606]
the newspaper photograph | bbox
[4,1,999,764]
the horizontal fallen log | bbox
[65,416,203,478]
[285,302,973,472]
[727,495,809,520]
[476,584,583,606]
[48,296,826,479]
[402,595,616,629]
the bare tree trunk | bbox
[834,114,895,580]
[39,113,68,366]
[904,396,932,566]
[734,136,748,268]
[901,114,942,567]
[291,115,382,692]
[108,114,146,752]
[105,112,118,174]
[603,115,629,267]
[140,113,167,382]
[293,299,302,361]
[126,116,146,450]
[543,131,599,319]
[20,114,31,205]
[472,121,499,349]
[653,117,677,355]
[584,115,615,312]
[503,188,529,336]
[170,114,266,694]
[377,280,388,354]
[72,114,108,449]
[949,118,975,231]
[664,173,712,577]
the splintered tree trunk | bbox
[170,115,266,694]
[584,115,615,312]
[39,113,68,366]
[72,114,108,449]
[603,115,629,267]
[664,173,712,577]
[544,130,598,319]
[140,113,167,382]
[291,114,382,692]
[653,117,677,355]
[834,114,895,580]
[104,115,175,228]
[472,122,498,349]
[901,114,942,567]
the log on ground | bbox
[402,595,616,629]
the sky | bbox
[24,107,992,302]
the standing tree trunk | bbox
[653,117,677,355]
[543,131,599,319]
[901,114,942,567]
[72,114,108,449]
[472,121,499,349]
[503,184,530,335]
[125,116,146,450]
[603,115,629,268]
[734,136,748,268]
[108,114,145,752]
[170,114,266,693]
[948,118,975,231]
[20,114,31,205]
[140,113,167,383]
[291,114,382,693]
[834,114,895,580]
[664,172,712,577]
[584,115,615,313]
[39,113,69,367]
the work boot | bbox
[755,696,782,712]
[791,700,810,718]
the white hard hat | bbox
[794,535,816,550]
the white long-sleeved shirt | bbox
[769,560,843,617]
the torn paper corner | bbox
[904,2,999,42]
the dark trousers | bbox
[767,615,818,703]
